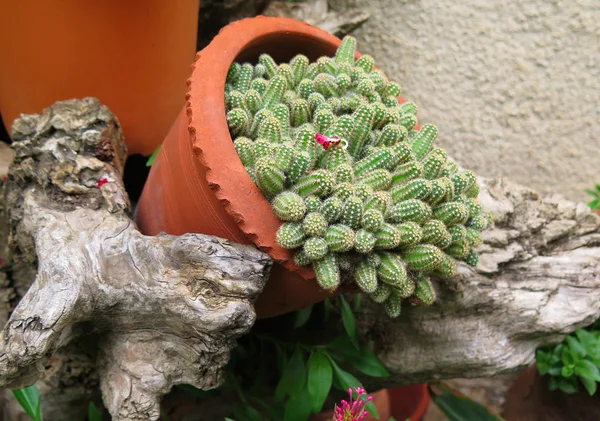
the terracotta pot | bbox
[310,384,429,421]
[387,384,430,421]
[134,16,413,318]
[0,0,199,156]
[503,365,600,421]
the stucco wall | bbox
[350,0,599,202]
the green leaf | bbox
[146,145,162,167]
[323,298,331,322]
[566,335,586,359]
[275,346,306,401]
[339,296,359,349]
[575,359,600,381]
[536,349,548,364]
[431,384,506,421]
[548,367,562,376]
[576,329,600,358]
[284,388,312,421]
[579,376,598,396]
[12,385,43,421]
[329,336,390,377]
[561,365,574,377]
[557,377,579,394]
[561,345,575,366]
[536,360,549,375]
[307,351,333,413]
[245,405,263,421]
[88,402,102,421]
[329,358,380,419]
[294,305,313,328]
[353,294,363,311]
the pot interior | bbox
[235,32,339,64]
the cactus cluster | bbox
[224,36,492,318]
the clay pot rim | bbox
[185,16,350,280]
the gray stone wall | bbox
[350,0,599,202]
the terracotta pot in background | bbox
[311,385,429,421]
[0,0,199,155]
[134,16,414,318]
[503,365,600,421]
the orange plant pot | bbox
[134,16,412,318]
[0,0,199,156]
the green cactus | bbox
[410,275,436,306]
[421,220,451,246]
[272,191,306,222]
[354,148,393,177]
[225,35,491,318]
[325,224,355,252]
[355,229,376,254]
[322,196,344,222]
[304,237,329,261]
[295,169,334,198]
[392,161,423,186]
[411,124,438,160]
[234,137,254,168]
[255,158,285,198]
[341,196,364,229]
[227,108,249,136]
[402,244,443,271]
[390,178,431,202]
[291,55,309,84]
[356,168,392,191]
[303,212,328,237]
[377,253,408,286]
[383,293,402,318]
[304,196,322,212]
[369,281,392,303]
[276,223,305,249]
[355,260,378,293]
[362,208,384,232]
[374,223,402,249]
[314,254,340,290]
[388,199,432,224]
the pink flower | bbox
[315,133,342,150]
[97,178,109,188]
[332,387,373,421]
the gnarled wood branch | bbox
[359,177,600,388]
[0,98,271,421]
[1,97,599,419]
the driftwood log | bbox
[0,98,271,421]
[0,98,598,418]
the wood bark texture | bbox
[0,98,271,421]
[263,0,370,37]
[358,177,600,389]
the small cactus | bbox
[225,36,492,318]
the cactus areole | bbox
[225,36,492,318]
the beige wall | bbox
[350,0,599,202]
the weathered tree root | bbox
[0,98,271,421]
[1,97,599,418]
[360,177,600,388]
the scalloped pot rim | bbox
[135,16,413,318]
